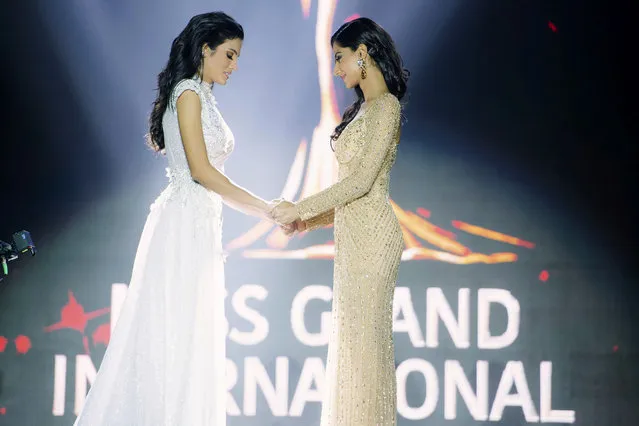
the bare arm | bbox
[176,88,272,220]
[295,94,401,221]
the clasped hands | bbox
[268,199,306,235]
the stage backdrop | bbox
[0,0,636,425]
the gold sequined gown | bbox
[297,93,403,426]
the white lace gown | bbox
[74,77,234,425]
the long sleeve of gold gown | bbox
[296,93,404,426]
[297,94,401,221]
[303,209,334,231]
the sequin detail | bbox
[297,93,404,425]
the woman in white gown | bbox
[74,12,280,425]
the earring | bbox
[358,58,367,79]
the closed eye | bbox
[227,48,240,60]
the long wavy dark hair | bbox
[147,12,244,153]
[330,18,409,145]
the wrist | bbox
[257,199,270,212]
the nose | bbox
[230,60,238,71]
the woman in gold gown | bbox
[272,17,409,426]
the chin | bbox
[213,78,228,86]
[343,77,357,89]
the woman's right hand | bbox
[281,219,307,236]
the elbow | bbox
[189,167,207,185]
[190,166,230,194]
[352,178,375,200]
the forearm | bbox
[223,197,273,221]
[296,175,370,221]
[193,166,270,219]
[304,209,335,231]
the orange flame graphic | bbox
[225,0,534,264]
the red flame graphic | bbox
[44,291,110,353]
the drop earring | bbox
[358,58,367,79]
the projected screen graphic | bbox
[0,1,630,425]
